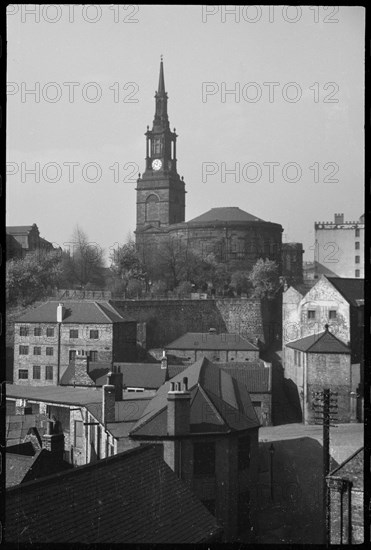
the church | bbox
[135,59,284,273]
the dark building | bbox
[5,445,222,543]
[282,242,304,285]
[135,60,283,272]
[6,223,55,259]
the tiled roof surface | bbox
[15,300,129,323]
[6,225,35,234]
[188,207,264,223]
[6,414,48,445]
[86,397,151,427]
[215,362,271,392]
[328,447,363,490]
[165,332,259,351]
[5,445,222,543]
[286,330,351,354]
[6,449,72,488]
[130,357,260,437]
[326,277,364,306]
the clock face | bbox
[152,159,162,171]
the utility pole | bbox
[312,388,338,544]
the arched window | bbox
[145,194,160,222]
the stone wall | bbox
[112,297,281,350]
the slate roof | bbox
[188,207,264,223]
[215,362,271,393]
[165,332,259,351]
[286,329,351,354]
[6,448,72,488]
[5,445,222,543]
[6,225,35,234]
[15,300,130,324]
[327,447,363,490]
[326,277,364,307]
[130,357,260,437]
[6,414,48,445]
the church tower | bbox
[135,58,186,246]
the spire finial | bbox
[158,56,166,95]
[160,54,163,62]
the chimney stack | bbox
[167,377,191,436]
[334,213,344,224]
[107,365,123,401]
[57,303,65,323]
[42,417,65,460]
[161,350,168,370]
[102,380,116,425]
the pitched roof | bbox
[326,277,364,306]
[328,447,363,490]
[15,300,130,323]
[286,329,351,354]
[6,414,48,445]
[130,357,260,437]
[6,448,72,488]
[165,332,259,351]
[188,207,264,224]
[5,445,222,543]
[6,225,35,235]
[215,362,271,392]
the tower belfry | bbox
[135,58,186,241]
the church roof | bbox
[188,207,264,224]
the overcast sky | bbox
[7,5,364,263]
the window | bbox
[18,369,28,379]
[70,329,78,338]
[46,328,54,337]
[74,420,84,448]
[307,310,316,319]
[19,326,29,337]
[89,350,98,361]
[355,241,360,250]
[355,228,360,237]
[294,350,301,367]
[90,330,99,339]
[355,256,360,264]
[355,269,360,278]
[33,365,41,380]
[193,442,215,477]
[45,365,53,380]
[33,346,41,355]
[69,350,76,361]
[329,310,337,319]
[238,436,251,470]
[19,345,29,355]
[46,347,54,356]
[34,327,42,336]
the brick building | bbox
[164,328,260,363]
[314,213,364,279]
[129,356,260,541]
[284,326,360,424]
[6,223,55,259]
[13,301,137,386]
[5,445,222,543]
[283,275,364,364]
[326,447,364,544]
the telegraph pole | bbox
[312,388,338,544]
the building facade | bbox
[13,301,137,386]
[314,213,364,279]
[6,223,55,259]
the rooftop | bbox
[15,300,132,324]
[328,447,363,490]
[6,225,36,235]
[6,414,48,445]
[130,357,260,437]
[6,448,72,488]
[5,445,222,543]
[286,328,351,354]
[326,276,364,307]
[188,207,265,224]
[165,332,259,351]
[215,361,271,393]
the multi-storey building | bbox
[13,301,137,386]
[314,213,364,279]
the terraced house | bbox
[13,301,137,386]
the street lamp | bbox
[269,443,275,501]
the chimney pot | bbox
[183,377,188,391]
[170,382,175,392]
[57,303,65,323]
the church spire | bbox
[158,55,165,95]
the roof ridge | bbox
[94,301,116,322]
[198,384,227,427]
